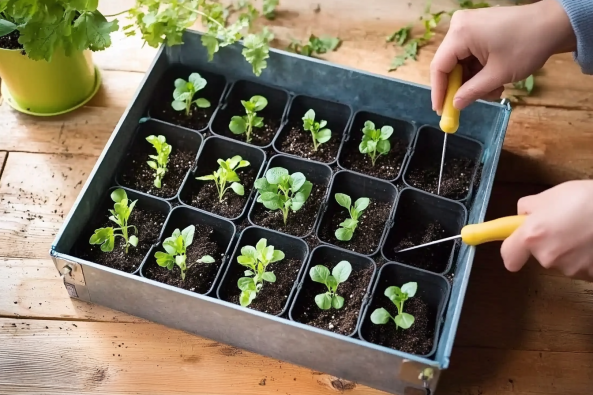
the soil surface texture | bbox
[215,117,281,147]
[391,222,452,273]
[293,264,374,335]
[0,31,22,50]
[152,102,215,131]
[406,156,476,200]
[143,225,225,294]
[250,184,325,237]
[74,206,167,273]
[278,122,341,163]
[340,138,407,180]
[319,201,391,255]
[364,296,434,355]
[119,139,197,199]
[189,167,257,218]
[224,258,303,315]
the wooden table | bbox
[2,1,593,394]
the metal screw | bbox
[60,265,72,279]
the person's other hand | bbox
[431,0,576,112]
[501,181,593,279]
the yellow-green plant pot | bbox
[0,47,101,116]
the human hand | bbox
[501,181,593,279]
[430,0,576,112]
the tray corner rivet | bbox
[60,265,72,279]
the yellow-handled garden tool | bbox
[437,63,463,195]
[397,215,526,252]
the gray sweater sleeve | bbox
[557,0,593,74]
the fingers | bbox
[517,194,541,215]
[500,225,532,272]
[482,86,505,102]
[454,62,507,109]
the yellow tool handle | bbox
[460,215,527,246]
[439,64,463,134]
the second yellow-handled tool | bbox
[437,63,463,195]
[396,215,526,252]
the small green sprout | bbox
[370,282,418,330]
[237,238,285,307]
[334,193,370,241]
[146,135,172,189]
[89,189,138,254]
[359,121,393,166]
[254,167,313,225]
[229,95,268,143]
[302,109,331,151]
[154,225,215,281]
[309,261,352,310]
[196,155,250,202]
[171,73,211,116]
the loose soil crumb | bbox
[293,265,374,335]
[250,184,325,237]
[340,138,407,180]
[143,225,225,294]
[0,30,22,50]
[391,222,452,273]
[224,258,303,315]
[73,206,167,273]
[119,139,198,199]
[319,201,391,255]
[278,122,341,163]
[151,103,215,132]
[406,156,477,200]
[364,296,435,355]
[188,167,257,218]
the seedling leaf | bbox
[170,73,210,116]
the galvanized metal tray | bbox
[51,29,511,394]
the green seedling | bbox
[237,238,285,307]
[229,95,268,143]
[302,109,331,151]
[89,189,138,254]
[171,73,211,116]
[154,225,215,281]
[309,261,352,310]
[334,193,370,241]
[370,282,418,330]
[196,155,251,202]
[254,167,313,225]
[359,121,393,166]
[146,135,172,189]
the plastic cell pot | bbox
[337,110,416,182]
[0,48,100,116]
[272,94,353,165]
[69,186,172,275]
[210,80,290,148]
[216,226,309,317]
[402,125,484,202]
[179,136,267,221]
[358,262,451,358]
[288,245,376,337]
[147,65,228,132]
[140,206,236,296]
[381,188,468,275]
[315,170,398,257]
[116,119,204,201]
[248,154,333,238]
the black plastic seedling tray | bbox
[51,29,511,394]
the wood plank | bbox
[0,151,7,177]
[0,152,96,259]
[0,258,143,323]
[87,70,144,109]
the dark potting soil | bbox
[152,100,215,131]
[392,222,452,273]
[250,184,325,237]
[219,119,281,146]
[293,265,374,336]
[143,225,225,294]
[406,156,476,200]
[278,122,341,163]
[74,206,167,273]
[319,201,391,255]
[189,167,257,218]
[365,296,434,355]
[0,30,22,50]
[225,258,303,315]
[340,138,407,180]
[303,234,322,252]
[119,140,197,199]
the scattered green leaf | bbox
[287,34,341,57]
